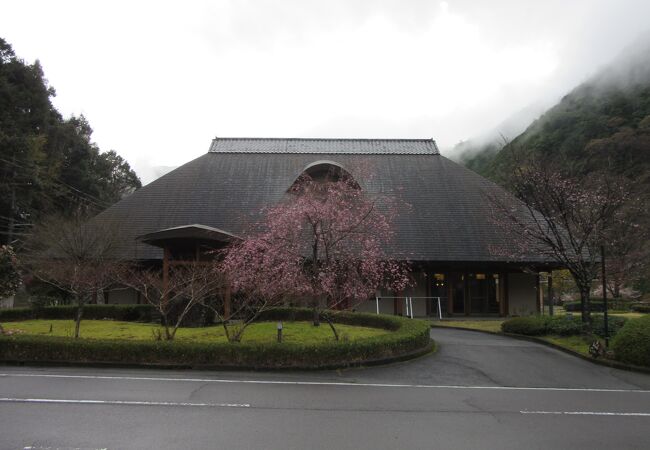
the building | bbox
[97,138,555,317]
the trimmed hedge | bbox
[563,301,607,312]
[0,309,432,369]
[501,316,550,336]
[0,305,156,323]
[501,315,627,338]
[611,316,650,367]
[631,304,650,313]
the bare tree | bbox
[117,262,222,340]
[601,203,650,300]
[489,151,631,324]
[23,213,122,338]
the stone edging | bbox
[430,324,650,375]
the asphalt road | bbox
[1,328,649,450]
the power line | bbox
[0,157,112,209]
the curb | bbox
[0,340,436,372]
[430,324,650,375]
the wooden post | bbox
[503,273,510,316]
[425,271,432,317]
[464,274,469,316]
[447,277,453,316]
[536,272,542,314]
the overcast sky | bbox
[2,0,650,183]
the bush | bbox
[257,307,403,331]
[591,315,627,338]
[563,298,634,312]
[547,316,583,336]
[0,309,432,369]
[611,316,650,367]
[563,301,607,312]
[0,305,155,322]
[631,304,650,313]
[501,315,628,337]
[501,316,550,336]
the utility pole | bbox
[601,245,609,347]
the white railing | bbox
[373,296,443,320]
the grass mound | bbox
[5,319,389,344]
[0,308,432,369]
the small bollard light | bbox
[277,321,283,343]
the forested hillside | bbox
[460,40,650,185]
[0,38,141,245]
[459,40,650,295]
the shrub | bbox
[258,307,403,331]
[611,316,650,367]
[563,301,607,312]
[501,316,550,336]
[0,305,156,322]
[631,304,650,313]
[0,309,432,369]
[591,315,627,338]
[502,315,627,337]
[547,316,583,336]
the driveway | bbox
[350,327,650,390]
[1,328,649,450]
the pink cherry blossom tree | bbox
[221,168,411,340]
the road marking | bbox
[521,410,650,417]
[0,397,250,408]
[1,373,649,393]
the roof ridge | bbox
[208,137,439,155]
[213,137,436,142]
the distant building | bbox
[97,138,555,317]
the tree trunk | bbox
[0,322,4,334]
[579,287,591,325]
[312,306,320,327]
[323,313,339,341]
[74,298,83,338]
[161,315,173,340]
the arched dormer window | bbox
[288,160,360,192]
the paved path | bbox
[1,328,649,449]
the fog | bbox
[1,0,649,183]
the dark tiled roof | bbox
[94,138,545,263]
[208,138,439,155]
[137,224,241,247]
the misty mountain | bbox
[460,37,650,184]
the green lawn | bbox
[4,320,390,344]
[431,318,598,357]
[432,320,504,333]
[540,335,592,356]
[553,308,644,320]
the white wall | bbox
[355,271,429,316]
[0,295,14,308]
[404,271,428,317]
[355,297,394,314]
[508,273,538,316]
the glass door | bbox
[450,273,465,314]
[431,273,448,316]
